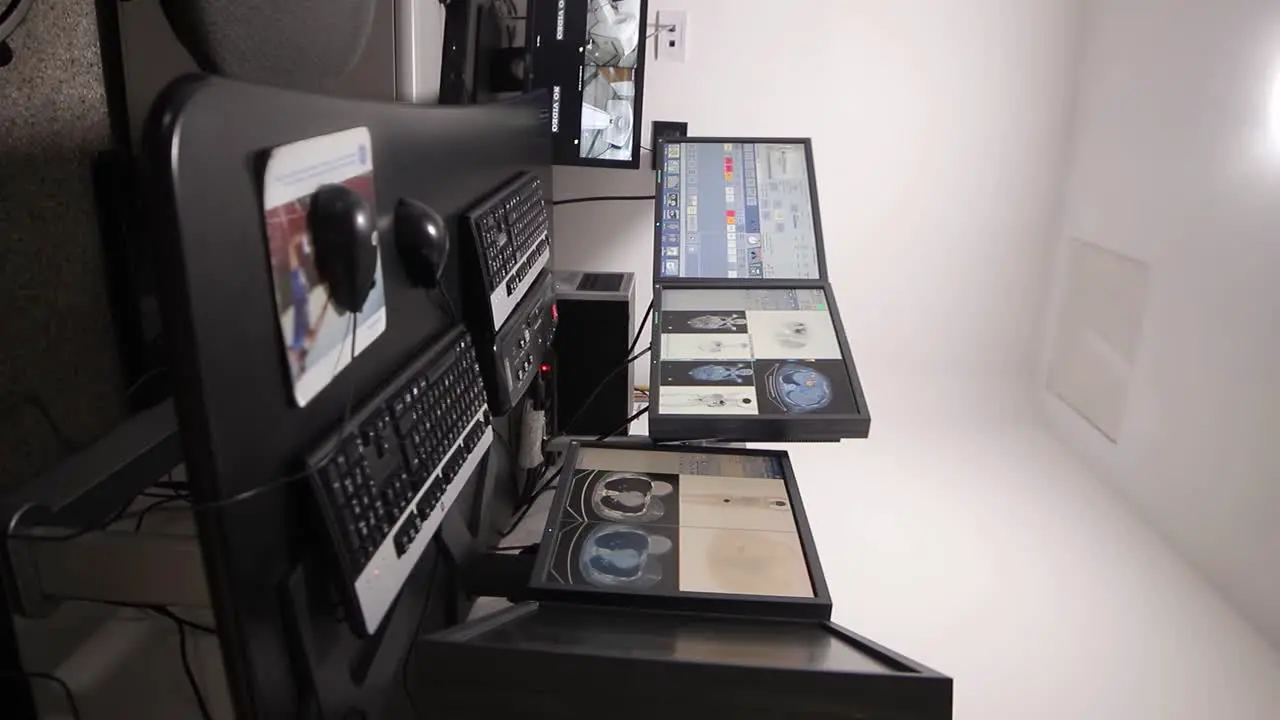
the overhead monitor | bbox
[648,284,869,442]
[654,138,826,281]
[530,0,649,169]
[415,603,954,720]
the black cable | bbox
[124,366,169,400]
[402,581,431,718]
[2,672,82,720]
[561,345,651,436]
[133,495,188,532]
[552,194,655,206]
[183,313,362,514]
[173,615,214,720]
[628,298,654,357]
[500,458,565,540]
[500,485,557,541]
[93,600,217,635]
[152,607,216,636]
[1,393,80,451]
[434,287,461,325]
[596,405,650,442]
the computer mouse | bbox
[394,198,450,289]
[308,183,378,315]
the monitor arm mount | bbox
[0,400,196,617]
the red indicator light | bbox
[540,364,551,374]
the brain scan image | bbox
[689,364,754,384]
[590,472,675,523]
[767,363,834,414]
[579,524,673,589]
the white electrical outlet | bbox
[656,10,688,62]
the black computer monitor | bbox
[654,137,827,281]
[415,602,953,720]
[648,283,870,442]
[527,442,832,620]
[530,0,649,169]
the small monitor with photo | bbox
[528,0,650,169]
[529,443,832,620]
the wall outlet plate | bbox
[656,10,688,62]
[651,121,689,170]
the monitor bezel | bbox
[529,0,650,170]
[652,136,829,283]
[527,441,833,620]
[646,280,871,442]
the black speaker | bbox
[551,271,636,438]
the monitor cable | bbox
[597,405,649,442]
[552,194,655,206]
[174,613,214,720]
[499,455,566,541]
[432,286,462,326]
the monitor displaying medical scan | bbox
[653,287,858,418]
[534,445,818,601]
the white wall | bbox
[1041,0,1280,647]
[554,0,1082,388]
[783,376,1280,720]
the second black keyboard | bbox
[306,327,492,636]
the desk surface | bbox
[146,75,551,717]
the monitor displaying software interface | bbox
[657,141,822,280]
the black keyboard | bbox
[307,328,492,636]
[463,172,552,330]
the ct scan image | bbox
[560,468,680,526]
[540,449,814,600]
[546,521,678,593]
[757,360,857,416]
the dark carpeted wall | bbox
[0,0,125,490]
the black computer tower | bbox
[551,271,635,437]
